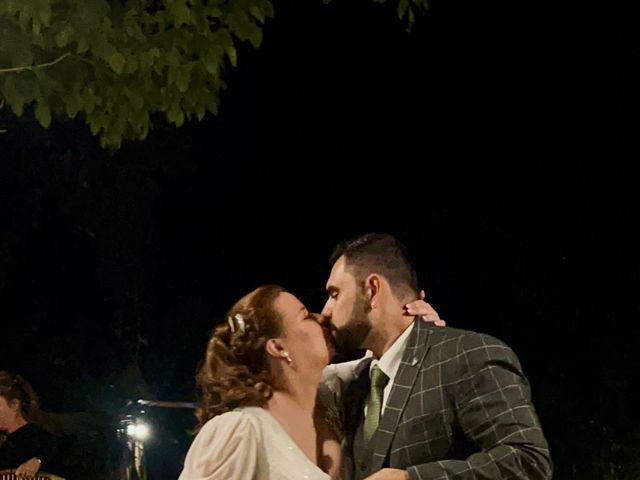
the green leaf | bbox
[195,104,205,121]
[83,90,98,115]
[261,0,274,18]
[139,50,154,69]
[175,110,184,127]
[126,54,139,74]
[131,95,143,111]
[398,0,409,19]
[227,12,256,42]
[249,5,265,23]
[54,23,74,48]
[107,52,126,74]
[207,7,223,17]
[65,90,82,118]
[18,5,34,30]
[10,46,35,70]
[202,47,221,75]
[249,27,263,48]
[38,0,52,27]
[76,35,89,54]
[175,68,190,92]
[88,112,105,135]
[35,100,51,128]
[166,104,184,126]
[124,14,142,39]
[226,45,237,67]
[173,2,191,27]
[2,76,26,116]
[207,98,219,115]
[165,47,180,68]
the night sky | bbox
[1,0,639,478]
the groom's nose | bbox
[321,298,333,318]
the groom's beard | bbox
[335,291,372,355]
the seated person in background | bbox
[0,371,56,477]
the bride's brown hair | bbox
[195,285,286,429]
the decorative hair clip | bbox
[227,313,246,334]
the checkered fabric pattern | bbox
[322,318,552,480]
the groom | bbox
[320,233,552,480]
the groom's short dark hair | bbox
[330,233,419,301]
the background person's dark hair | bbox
[194,285,285,430]
[0,371,42,424]
[330,233,419,302]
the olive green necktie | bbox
[363,364,389,444]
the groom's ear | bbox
[365,274,381,303]
[265,338,286,359]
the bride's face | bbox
[274,292,333,375]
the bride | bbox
[178,284,441,480]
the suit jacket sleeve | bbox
[407,333,553,480]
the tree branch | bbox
[0,52,72,74]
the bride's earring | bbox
[282,351,293,365]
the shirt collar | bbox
[369,321,415,382]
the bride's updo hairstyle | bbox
[195,285,286,428]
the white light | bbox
[126,422,151,440]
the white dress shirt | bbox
[368,322,415,415]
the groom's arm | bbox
[406,333,552,480]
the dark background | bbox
[1,0,639,478]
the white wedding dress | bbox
[178,406,331,480]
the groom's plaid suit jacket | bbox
[321,318,552,480]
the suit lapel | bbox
[369,317,433,472]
